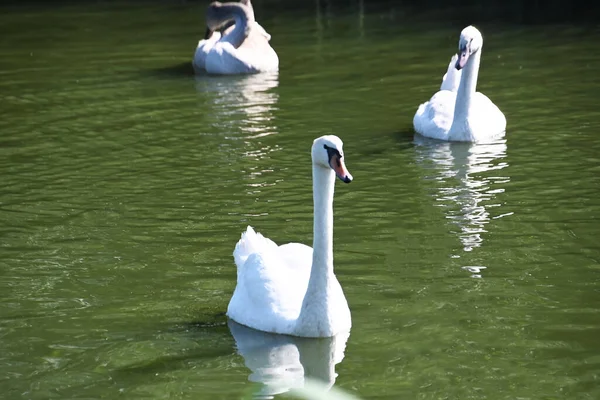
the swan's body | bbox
[413,26,506,142]
[227,135,353,338]
[193,1,278,75]
[194,31,222,72]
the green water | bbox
[1,1,599,399]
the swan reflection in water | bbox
[195,72,280,196]
[414,135,511,264]
[195,72,279,139]
[228,320,350,399]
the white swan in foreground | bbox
[193,0,278,75]
[227,135,353,338]
[413,26,506,142]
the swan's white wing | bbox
[205,43,252,74]
[468,92,507,142]
[206,41,278,74]
[440,54,461,92]
[233,226,278,269]
[228,227,312,334]
[192,33,222,73]
[413,90,456,140]
[204,22,278,74]
[251,21,271,41]
[278,242,312,272]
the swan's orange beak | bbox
[329,153,353,183]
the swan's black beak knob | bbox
[455,44,470,70]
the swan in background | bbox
[227,135,353,338]
[414,136,510,259]
[193,0,279,75]
[413,26,506,142]
[228,320,350,398]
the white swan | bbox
[227,135,353,338]
[193,1,279,75]
[413,26,506,142]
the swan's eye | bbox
[323,144,341,165]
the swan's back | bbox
[413,90,456,140]
[192,32,222,72]
[228,227,312,334]
[464,92,507,142]
[233,226,277,269]
[206,22,278,74]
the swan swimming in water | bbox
[227,135,353,338]
[413,26,506,142]
[193,0,279,75]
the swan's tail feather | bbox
[233,226,276,268]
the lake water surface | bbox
[1,1,599,399]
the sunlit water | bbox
[1,1,599,399]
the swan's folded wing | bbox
[252,21,271,41]
[469,92,507,140]
[426,90,456,121]
[278,242,312,273]
[228,251,293,332]
[413,90,457,140]
[234,226,278,269]
[228,247,307,333]
[240,242,311,312]
[193,33,222,73]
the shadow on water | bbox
[394,128,419,147]
[150,61,196,78]
[111,316,351,399]
[109,313,232,377]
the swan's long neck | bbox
[311,166,335,277]
[296,165,336,334]
[449,48,482,141]
[211,4,253,48]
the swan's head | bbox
[455,25,483,70]
[312,135,353,184]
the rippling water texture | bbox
[1,1,599,399]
